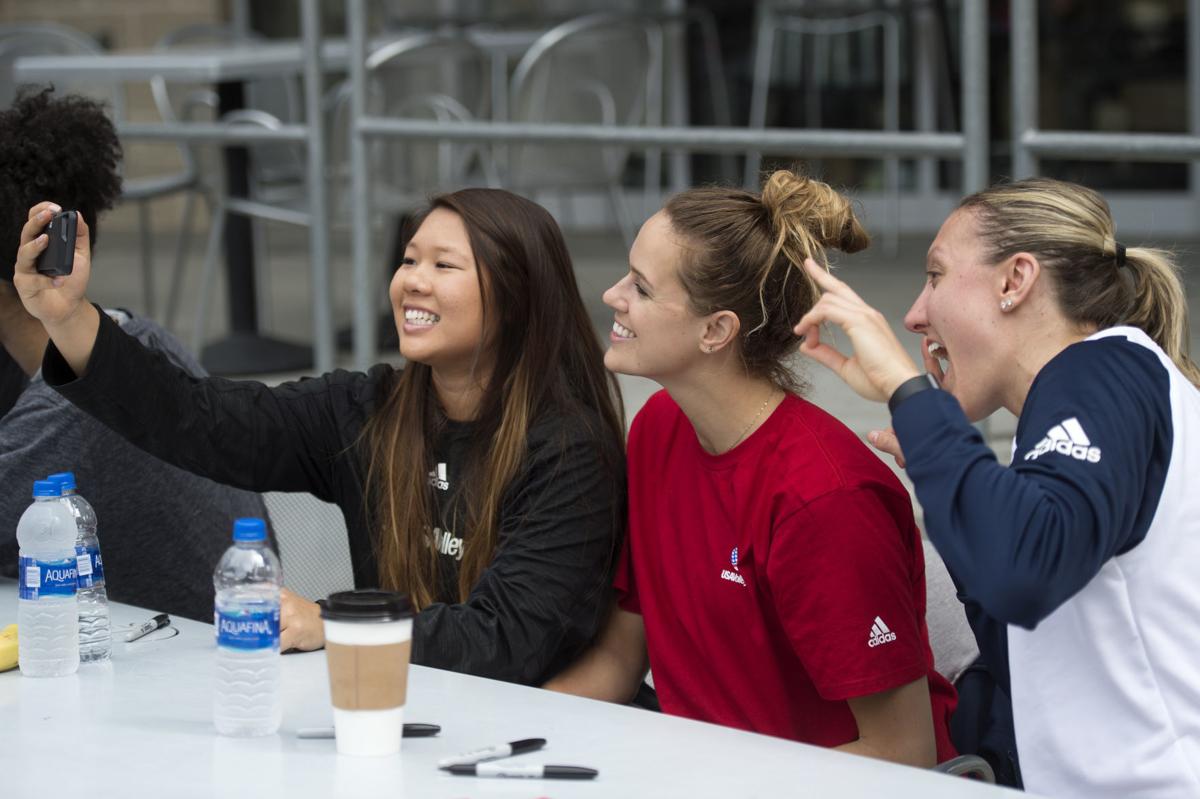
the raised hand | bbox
[14,202,93,328]
[794,258,920,403]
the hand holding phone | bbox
[35,210,77,277]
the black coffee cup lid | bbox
[321,590,413,622]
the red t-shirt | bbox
[615,391,957,760]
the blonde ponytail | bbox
[960,177,1200,388]
[1122,247,1200,386]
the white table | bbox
[0,582,1016,797]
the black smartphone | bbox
[36,210,77,277]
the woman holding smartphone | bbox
[13,188,625,686]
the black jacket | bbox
[45,311,623,685]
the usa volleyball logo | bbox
[721,546,746,587]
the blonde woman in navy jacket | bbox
[796,177,1200,799]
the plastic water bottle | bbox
[213,517,282,737]
[49,472,111,663]
[17,479,80,677]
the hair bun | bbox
[760,170,870,259]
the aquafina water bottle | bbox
[49,472,110,663]
[213,517,281,736]
[17,479,79,677]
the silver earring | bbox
[1000,297,1014,311]
[706,345,715,353]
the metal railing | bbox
[16,0,336,374]
[344,0,990,371]
[1011,0,1200,175]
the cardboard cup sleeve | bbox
[325,640,411,711]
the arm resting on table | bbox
[836,675,937,768]
[543,605,648,703]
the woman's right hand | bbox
[14,202,93,327]
[794,258,920,404]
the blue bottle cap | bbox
[32,479,62,497]
[232,517,267,542]
[47,472,77,491]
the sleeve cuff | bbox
[816,659,929,702]
[890,387,973,462]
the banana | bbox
[0,624,18,672]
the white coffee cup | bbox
[320,590,414,757]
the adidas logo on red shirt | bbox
[868,616,897,648]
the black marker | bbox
[437,737,546,768]
[445,763,598,780]
[296,723,440,738]
[124,613,170,642]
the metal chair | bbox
[262,491,354,603]
[152,23,305,336]
[745,1,903,252]
[507,13,663,247]
[0,23,202,319]
[329,31,496,219]
[325,32,496,353]
[189,108,313,355]
[0,23,114,108]
[923,538,998,785]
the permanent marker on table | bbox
[445,763,598,780]
[124,613,170,642]
[437,738,546,768]
[297,723,440,739]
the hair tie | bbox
[1115,242,1127,269]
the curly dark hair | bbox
[0,87,123,281]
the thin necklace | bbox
[725,389,778,453]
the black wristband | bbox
[887,373,940,414]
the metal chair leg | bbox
[138,200,156,319]
[608,180,638,250]
[192,201,226,356]
[165,188,199,332]
[745,8,776,188]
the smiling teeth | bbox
[405,309,440,325]
[613,321,635,339]
[928,341,950,374]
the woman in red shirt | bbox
[547,170,957,766]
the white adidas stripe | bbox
[1061,417,1091,446]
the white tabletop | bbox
[0,581,1016,798]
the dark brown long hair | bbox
[362,188,624,607]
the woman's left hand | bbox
[867,427,907,468]
[280,587,325,652]
[794,259,921,403]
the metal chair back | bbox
[154,23,304,188]
[0,23,119,113]
[509,13,661,189]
